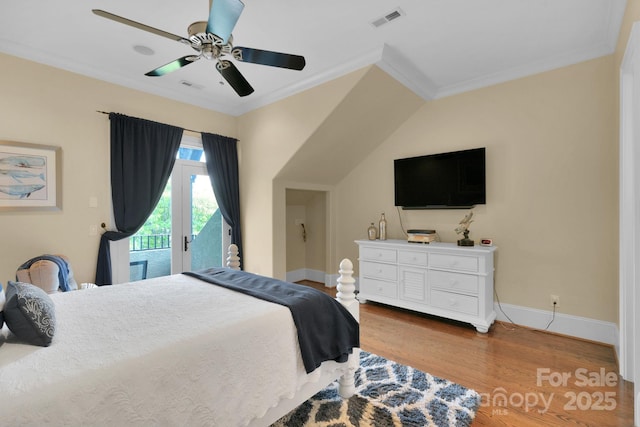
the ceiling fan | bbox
[92,0,306,97]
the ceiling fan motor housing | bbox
[188,21,232,58]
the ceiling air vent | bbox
[371,8,404,28]
[180,80,204,90]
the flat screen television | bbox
[394,147,486,209]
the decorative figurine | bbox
[455,210,475,246]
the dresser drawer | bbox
[361,278,397,299]
[361,246,397,263]
[361,261,397,281]
[398,250,428,267]
[430,270,479,295]
[430,253,479,272]
[431,289,479,316]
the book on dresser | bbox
[355,239,497,333]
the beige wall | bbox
[237,68,369,277]
[239,66,423,279]
[239,46,619,323]
[0,53,236,285]
[335,55,617,322]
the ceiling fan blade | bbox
[206,0,245,45]
[216,60,254,97]
[92,9,191,45]
[232,47,306,70]
[146,56,200,77]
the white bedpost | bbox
[226,244,240,270]
[335,258,360,398]
[336,258,359,321]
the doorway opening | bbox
[285,189,327,284]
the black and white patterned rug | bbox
[272,351,480,427]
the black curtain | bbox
[201,132,243,269]
[95,113,183,285]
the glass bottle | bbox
[379,213,387,240]
[367,223,377,240]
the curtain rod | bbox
[96,110,201,134]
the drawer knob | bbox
[448,298,458,307]
[449,280,458,287]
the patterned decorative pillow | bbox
[4,281,56,346]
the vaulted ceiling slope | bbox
[277,66,423,185]
[0,0,627,116]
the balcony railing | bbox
[130,234,172,252]
[130,234,199,251]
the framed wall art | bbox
[0,140,61,211]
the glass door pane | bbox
[129,181,172,281]
[186,170,222,271]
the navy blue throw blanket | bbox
[184,268,360,374]
[18,255,72,292]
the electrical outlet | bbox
[550,294,560,307]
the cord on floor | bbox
[544,302,557,330]
[494,287,518,331]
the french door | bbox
[171,160,230,273]
[126,159,230,282]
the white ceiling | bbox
[0,0,627,116]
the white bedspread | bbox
[0,274,340,426]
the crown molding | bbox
[230,48,384,116]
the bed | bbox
[0,251,360,427]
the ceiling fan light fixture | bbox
[133,44,155,56]
[201,44,220,60]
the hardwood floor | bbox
[298,280,634,426]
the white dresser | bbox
[356,239,497,333]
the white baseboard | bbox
[286,269,327,285]
[342,272,617,347]
[289,271,618,349]
[494,301,619,348]
[288,269,360,291]
[285,269,306,284]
